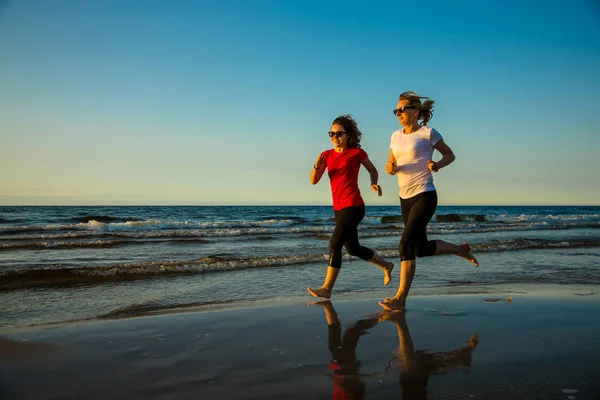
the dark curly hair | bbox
[399,91,435,126]
[331,114,362,148]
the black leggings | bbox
[328,318,379,370]
[399,191,438,261]
[329,204,375,269]
[328,318,378,396]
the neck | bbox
[333,146,346,153]
[403,123,421,134]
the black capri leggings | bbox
[399,190,438,261]
[328,204,375,269]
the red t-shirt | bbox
[322,147,368,210]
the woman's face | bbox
[395,99,419,127]
[329,123,348,148]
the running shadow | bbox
[381,311,479,400]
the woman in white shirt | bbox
[379,91,479,311]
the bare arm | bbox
[310,152,326,184]
[385,149,397,175]
[362,156,382,196]
[429,139,455,172]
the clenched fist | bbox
[385,160,397,175]
[314,153,324,170]
[428,160,439,172]
[371,184,382,197]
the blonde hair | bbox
[399,91,435,126]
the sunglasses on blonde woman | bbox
[328,131,347,138]
[393,106,416,116]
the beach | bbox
[1,0,599,397]
[1,205,599,329]
[2,285,599,400]
[1,206,599,398]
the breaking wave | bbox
[2,237,599,290]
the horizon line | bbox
[1,204,598,207]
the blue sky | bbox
[0,0,599,205]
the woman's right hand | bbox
[385,160,397,175]
[314,153,324,170]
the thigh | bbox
[331,208,357,248]
[403,192,437,240]
[343,205,365,247]
[400,196,411,226]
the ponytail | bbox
[399,91,435,125]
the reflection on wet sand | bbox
[381,311,478,400]
[309,301,383,400]
[0,336,64,365]
[309,302,478,400]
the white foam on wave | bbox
[361,216,383,225]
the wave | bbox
[473,238,600,252]
[1,221,598,249]
[2,237,599,290]
[71,215,120,224]
[0,237,209,251]
[0,240,134,251]
[1,212,598,241]
[374,237,600,260]
[0,231,99,241]
[0,253,329,290]
[0,226,334,241]
[383,214,487,223]
[0,217,23,223]
[0,218,305,235]
[70,215,137,224]
[436,213,487,222]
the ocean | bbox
[1,205,599,331]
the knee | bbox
[345,244,360,257]
[399,240,415,261]
[414,242,427,258]
[328,242,342,255]
[415,241,436,258]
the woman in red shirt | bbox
[308,115,394,299]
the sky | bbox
[0,0,599,206]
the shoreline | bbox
[1,283,598,335]
[1,284,599,399]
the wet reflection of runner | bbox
[381,312,479,400]
[309,301,382,400]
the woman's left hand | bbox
[371,184,382,197]
[428,160,439,172]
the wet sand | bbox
[1,286,599,400]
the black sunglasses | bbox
[393,106,416,116]
[328,131,347,138]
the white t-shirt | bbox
[390,126,443,199]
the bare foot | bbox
[307,300,332,308]
[467,333,479,348]
[307,287,331,299]
[378,298,406,311]
[383,262,394,286]
[459,243,479,267]
[377,310,397,322]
